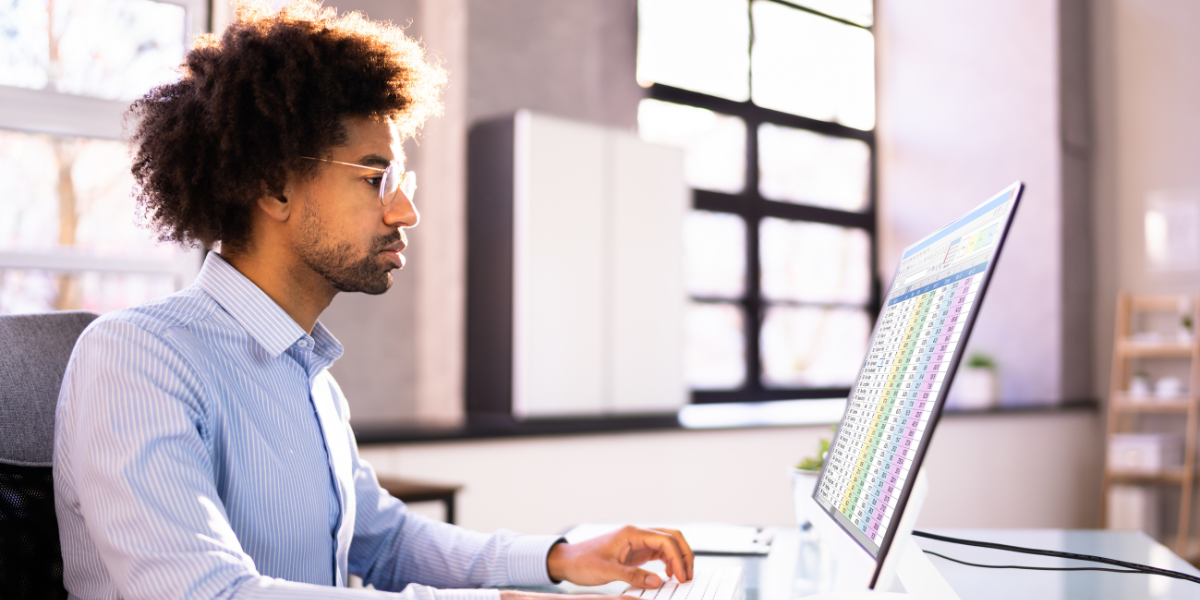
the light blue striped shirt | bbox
[54,252,560,600]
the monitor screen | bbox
[813,183,1022,559]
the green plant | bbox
[1183,313,1194,332]
[966,352,996,369]
[797,425,837,471]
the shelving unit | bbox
[1100,293,1200,560]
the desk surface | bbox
[534,527,1200,600]
[909,529,1200,600]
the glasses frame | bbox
[300,156,415,206]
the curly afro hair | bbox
[128,0,446,249]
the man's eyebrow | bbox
[355,154,393,169]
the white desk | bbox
[527,527,1200,600]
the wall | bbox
[1090,0,1200,396]
[313,0,644,428]
[331,0,1106,417]
[267,0,427,429]
[206,0,1112,539]
[874,0,1092,405]
[466,0,641,130]
[360,409,1103,534]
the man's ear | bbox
[256,187,292,223]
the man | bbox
[52,1,693,599]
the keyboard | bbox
[623,566,744,600]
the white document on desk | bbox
[564,523,773,556]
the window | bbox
[638,0,879,403]
[0,0,208,315]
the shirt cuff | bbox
[505,535,565,586]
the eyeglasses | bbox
[300,156,416,207]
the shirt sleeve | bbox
[342,418,561,591]
[55,318,510,600]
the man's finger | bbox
[621,566,662,589]
[637,529,687,583]
[651,528,694,580]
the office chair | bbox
[0,311,99,600]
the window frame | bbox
[0,0,210,308]
[644,0,881,404]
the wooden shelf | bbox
[1107,468,1196,484]
[1130,295,1192,312]
[1175,537,1200,565]
[1102,292,1200,558]
[1110,395,1194,412]
[1116,339,1195,357]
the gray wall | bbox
[319,0,423,428]
[325,0,1115,420]
[467,0,642,129]
[290,0,1124,538]
[316,0,644,427]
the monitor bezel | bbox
[809,181,1025,588]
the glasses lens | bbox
[380,168,416,206]
[379,165,400,206]
[399,171,416,202]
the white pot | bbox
[950,367,998,410]
[791,468,821,527]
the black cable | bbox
[924,550,1148,575]
[911,530,1200,585]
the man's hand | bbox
[546,525,694,589]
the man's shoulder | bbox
[84,286,221,344]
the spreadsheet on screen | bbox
[814,189,1018,555]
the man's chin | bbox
[325,260,394,295]
[336,272,392,295]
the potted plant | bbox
[949,352,998,410]
[792,426,835,527]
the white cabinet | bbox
[467,111,687,419]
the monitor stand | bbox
[802,470,962,600]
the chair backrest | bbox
[1,311,99,600]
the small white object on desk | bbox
[791,468,821,527]
[947,367,997,410]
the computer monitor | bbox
[801,182,1024,596]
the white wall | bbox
[1091,0,1200,396]
[875,0,1092,405]
[360,410,1101,535]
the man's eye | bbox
[366,177,382,188]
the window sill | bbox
[354,398,1099,445]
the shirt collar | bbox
[195,252,343,361]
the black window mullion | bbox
[695,190,874,231]
[649,84,874,143]
[645,2,876,405]
[866,140,882,318]
[694,387,851,404]
[744,102,764,399]
[759,0,872,31]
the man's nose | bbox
[385,191,419,228]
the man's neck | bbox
[219,250,336,334]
